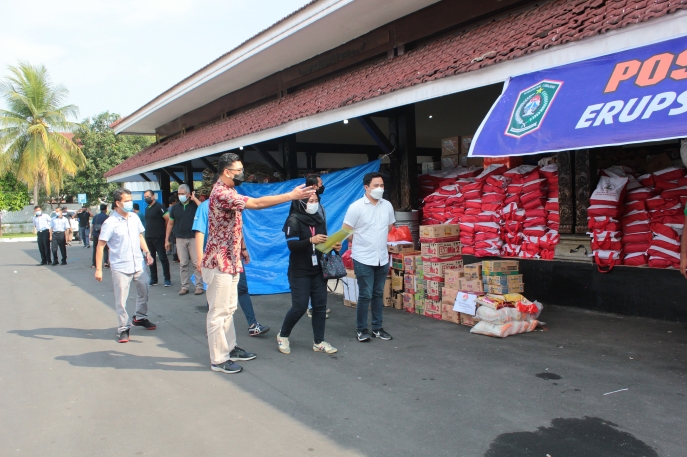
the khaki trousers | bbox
[112,268,149,333]
[204,268,238,365]
[176,237,201,291]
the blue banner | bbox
[470,35,687,157]
[235,160,380,294]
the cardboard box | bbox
[460,313,477,327]
[415,299,425,315]
[394,293,403,310]
[404,274,416,294]
[415,278,427,294]
[486,283,525,294]
[463,263,482,280]
[482,260,519,276]
[425,311,443,321]
[444,269,464,288]
[404,254,421,273]
[383,277,391,304]
[441,154,460,170]
[460,136,473,155]
[421,161,440,174]
[424,259,463,281]
[441,137,459,156]
[342,277,359,305]
[459,278,484,293]
[421,241,462,260]
[441,287,459,306]
[419,224,461,239]
[391,251,419,270]
[426,280,444,301]
[402,292,414,311]
[442,303,462,324]
[387,243,415,254]
[483,274,523,286]
[391,269,404,291]
[424,299,442,314]
[415,256,424,279]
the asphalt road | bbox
[1,240,685,457]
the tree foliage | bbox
[0,171,30,212]
[62,112,153,205]
[0,62,85,203]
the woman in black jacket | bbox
[277,193,340,354]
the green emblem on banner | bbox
[506,80,562,138]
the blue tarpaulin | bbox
[235,160,380,294]
[470,35,687,157]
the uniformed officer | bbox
[33,206,52,265]
[50,207,70,265]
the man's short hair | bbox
[100,204,108,211]
[178,184,190,193]
[144,189,155,197]
[62,206,68,210]
[133,203,140,211]
[168,195,178,205]
[34,205,41,210]
[363,172,384,187]
[305,173,320,187]
[113,187,131,203]
[218,152,241,174]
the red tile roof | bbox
[106,0,687,178]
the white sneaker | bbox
[277,332,291,354]
[313,341,337,354]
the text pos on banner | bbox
[470,34,687,157]
[453,292,478,315]
[77,194,87,204]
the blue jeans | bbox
[353,259,388,332]
[79,227,90,246]
[237,272,257,328]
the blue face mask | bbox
[122,201,134,213]
[179,195,188,203]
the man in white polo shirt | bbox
[343,172,395,342]
[94,188,156,343]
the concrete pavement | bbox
[0,240,686,456]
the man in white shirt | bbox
[33,206,52,265]
[343,172,395,342]
[95,188,156,343]
[50,207,71,265]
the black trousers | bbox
[37,230,51,263]
[51,232,67,262]
[92,236,109,267]
[281,273,328,344]
[145,236,170,282]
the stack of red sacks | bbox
[588,171,629,271]
[472,165,508,257]
[620,167,653,267]
[420,168,482,225]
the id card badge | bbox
[311,253,318,266]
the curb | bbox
[0,238,36,243]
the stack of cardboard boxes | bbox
[419,224,462,320]
[481,261,523,294]
[388,243,419,310]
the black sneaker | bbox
[132,317,157,330]
[229,346,257,361]
[372,328,393,340]
[149,279,158,286]
[211,360,243,374]
[357,329,371,342]
[118,329,130,343]
[51,261,59,266]
[60,261,67,265]
[249,323,270,336]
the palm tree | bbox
[0,62,85,204]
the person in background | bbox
[91,204,109,269]
[342,172,395,342]
[167,194,180,263]
[95,188,156,343]
[278,192,340,355]
[61,206,73,246]
[193,173,270,336]
[50,207,70,265]
[132,203,145,229]
[166,184,203,296]
[76,206,92,248]
[33,206,52,265]
[143,189,172,287]
[198,152,314,374]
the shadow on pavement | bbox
[8,327,114,341]
[55,350,206,371]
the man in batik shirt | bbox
[200,152,315,374]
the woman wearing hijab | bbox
[277,193,340,354]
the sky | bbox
[0,0,309,121]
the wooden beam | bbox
[200,157,217,173]
[252,145,286,175]
[387,117,401,209]
[295,143,381,155]
[357,116,393,154]
[139,173,151,182]
[183,161,194,192]
[398,104,418,211]
[281,135,298,179]
[156,171,171,207]
[162,167,184,184]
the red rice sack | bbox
[524,217,547,228]
[501,244,521,257]
[590,176,629,206]
[438,185,460,195]
[623,242,651,254]
[623,231,653,244]
[661,186,687,200]
[502,232,524,245]
[461,215,479,223]
[518,250,540,259]
[625,177,642,191]
[465,199,482,209]
[648,256,676,268]
[485,175,510,189]
[547,189,559,199]
[481,202,503,212]
[477,211,501,223]
[540,249,556,260]
[459,222,475,234]
[539,231,560,250]
[548,212,560,223]
[623,252,648,266]
[465,208,481,216]
[483,184,507,195]
[475,247,501,257]
[647,246,680,264]
[601,165,634,177]
[592,250,623,273]
[653,214,684,225]
[460,235,475,245]
[587,205,621,218]
[545,199,559,211]
[588,216,621,231]
[523,226,548,237]
[650,222,680,241]
[475,231,500,242]
[637,174,654,187]
[623,200,646,214]
[461,246,476,255]
[522,179,547,194]
[521,190,546,204]
[504,165,539,183]
[653,166,686,182]
[625,187,654,201]
[523,197,547,210]
[504,194,522,206]
[461,181,483,192]
[539,164,558,178]
[654,180,678,193]
[646,196,666,210]
[651,235,681,253]
[463,189,482,201]
[475,222,500,233]
[482,193,506,204]
[476,164,508,182]
[525,207,547,218]
[590,231,623,251]
[622,220,650,234]
[621,210,650,225]
[547,221,560,231]
[504,221,523,234]
[475,239,503,250]
[507,183,523,195]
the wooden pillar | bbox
[157,170,171,207]
[398,104,418,211]
[280,135,298,179]
[574,149,594,234]
[183,161,194,193]
[387,117,401,209]
[557,151,574,234]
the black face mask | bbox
[231,172,245,187]
[317,185,325,195]
[144,197,153,204]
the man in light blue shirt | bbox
[33,206,52,265]
[192,176,269,337]
[95,188,156,343]
[50,207,70,265]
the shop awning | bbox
[469,35,687,158]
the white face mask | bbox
[370,187,384,200]
[35,211,42,216]
[306,202,319,214]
